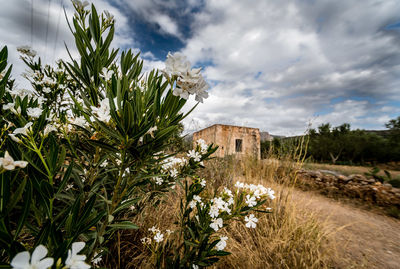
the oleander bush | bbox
[0,1,274,268]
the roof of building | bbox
[193,124,260,134]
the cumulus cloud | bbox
[114,0,184,39]
[180,0,400,135]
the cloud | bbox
[114,0,184,39]
[179,0,400,135]
[1,0,400,136]
[0,0,136,86]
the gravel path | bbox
[292,189,400,269]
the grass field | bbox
[105,155,335,268]
[103,154,400,268]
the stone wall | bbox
[193,124,261,159]
[296,170,400,208]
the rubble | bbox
[296,169,400,207]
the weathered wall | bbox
[193,124,261,159]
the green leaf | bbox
[40,181,54,199]
[56,163,73,194]
[6,177,27,214]
[108,221,139,231]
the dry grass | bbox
[204,156,333,268]
[104,154,336,268]
[303,162,400,177]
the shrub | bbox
[0,2,274,268]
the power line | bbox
[53,0,63,62]
[30,0,34,46]
[45,0,52,62]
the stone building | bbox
[193,124,261,159]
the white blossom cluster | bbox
[234,181,276,200]
[163,52,209,103]
[141,226,174,246]
[10,242,91,269]
[187,139,209,164]
[208,188,235,231]
[160,156,187,178]
[188,194,204,209]
[236,181,275,228]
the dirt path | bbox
[291,189,400,269]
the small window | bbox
[235,139,242,152]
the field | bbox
[104,156,400,268]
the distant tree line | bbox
[261,116,400,165]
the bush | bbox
[0,2,274,268]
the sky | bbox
[1,0,400,136]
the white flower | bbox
[13,122,33,136]
[164,52,191,76]
[35,96,47,106]
[193,195,202,203]
[170,168,178,178]
[209,204,219,218]
[149,226,159,233]
[245,214,258,229]
[267,188,276,200]
[197,139,208,154]
[192,265,199,269]
[210,218,223,231]
[72,0,89,9]
[200,179,206,187]
[101,67,114,81]
[92,252,102,266]
[215,236,228,251]
[141,237,151,245]
[235,181,244,189]
[72,116,88,128]
[172,86,189,100]
[187,149,201,162]
[43,77,57,86]
[245,195,257,207]
[43,124,57,136]
[3,102,16,112]
[189,200,197,209]
[212,197,230,214]
[176,70,209,103]
[146,126,157,138]
[66,184,74,190]
[65,242,90,269]
[3,102,21,115]
[104,10,114,22]
[91,98,111,122]
[154,232,164,243]
[9,88,34,98]
[223,187,233,198]
[154,177,163,185]
[42,87,51,93]
[11,244,53,269]
[100,160,108,168]
[0,151,28,170]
